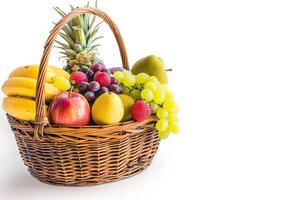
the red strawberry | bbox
[131,100,151,122]
[94,71,111,86]
[70,71,88,84]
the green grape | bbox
[153,89,165,104]
[163,100,179,112]
[158,130,170,139]
[123,75,136,87]
[146,76,159,84]
[149,102,159,113]
[122,77,129,86]
[123,86,130,95]
[113,71,123,83]
[145,82,158,91]
[136,73,149,84]
[131,89,141,100]
[135,83,143,90]
[156,108,168,119]
[168,122,180,133]
[122,70,132,77]
[165,91,174,100]
[168,112,178,122]
[161,83,168,91]
[155,84,163,91]
[156,119,168,132]
[141,89,154,102]
[53,77,71,91]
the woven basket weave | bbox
[6,7,160,186]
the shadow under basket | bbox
[7,114,160,186]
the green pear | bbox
[131,55,168,84]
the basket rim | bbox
[7,114,158,142]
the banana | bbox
[2,77,61,100]
[9,64,57,83]
[3,96,36,121]
[49,65,70,80]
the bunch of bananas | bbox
[2,65,70,121]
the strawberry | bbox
[131,100,151,122]
[94,72,111,87]
[70,71,88,84]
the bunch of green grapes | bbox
[113,70,180,139]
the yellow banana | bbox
[3,96,36,121]
[2,77,61,100]
[9,64,57,83]
[49,65,70,80]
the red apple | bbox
[49,90,90,125]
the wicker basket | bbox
[6,7,160,186]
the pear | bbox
[131,55,168,84]
[92,92,124,125]
[118,94,135,121]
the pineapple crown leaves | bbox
[53,1,103,65]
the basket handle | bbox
[34,7,129,141]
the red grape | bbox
[101,68,111,74]
[89,81,100,92]
[110,67,124,74]
[108,84,121,94]
[98,87,109,95]
[90,63,105,72]
[84,91,95,102]
[110,76,117,84]
[86,70,94,82]
[81,68,89,74]
[77,82,89,92]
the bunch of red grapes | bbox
[70,63,123,102]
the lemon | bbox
[92,92,124,124]
[118,94,135,121]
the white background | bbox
[0,0,300,199]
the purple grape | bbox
[108,84,121,94]
[84,91,95,102]
[77,82,89,92]
[86,70,94,81]
[81,68,89,74]
[89,81,100,92]
[90,63,105,72]
[110,67,125,74]
[97,87,109,95]
[118,84,124,93]
[101,68,111,74]
[110,76,117,84]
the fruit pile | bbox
[112,68,180,138]
[70,63,123,103]
[1,5,180,139]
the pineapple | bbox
[54,3,102,73]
